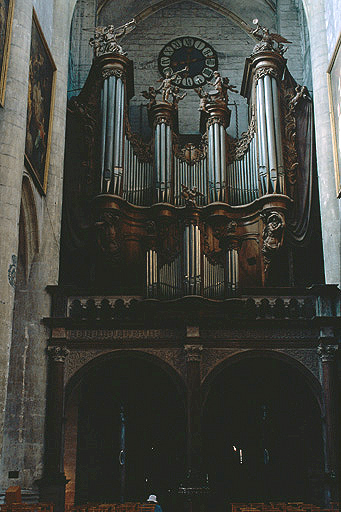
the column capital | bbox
[184,344,203,362]
[47,346,70,363]
[317,343,338,362]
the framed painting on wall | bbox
[0,0,15,106]
[327,33,341,198]
[25,9,56,195]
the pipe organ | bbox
[66,23,300,298]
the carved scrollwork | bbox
[101,68,125,81]
[281,81,299,189]
[173,139,207,165]
[94,210,121,263]
[254,67,280,82]
[229,113,256,161]
[126,123,152,163]
[261,210,285,272]
[207,115,229,129]
[156,219,181,265]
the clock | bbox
[158,36,218,89]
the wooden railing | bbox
[65,504,156,512]
[0,505,53,512]
[231,503,340,512]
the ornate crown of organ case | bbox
[61,20,323,297]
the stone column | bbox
[179,343,208,512]
[0,0,32,456]
[38,346,69,512]
[317,342,339,502]
[303,0,341,286]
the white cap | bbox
[147,495,157,503]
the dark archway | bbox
[202,355,324,509]
[72,353,186,508]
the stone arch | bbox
[64,349,187,506]
[201,348,325,504]
[201,348,323,411]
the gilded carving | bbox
[173,140,207,165]
[101,68,125,81]
[232,114,256,160]
[254,67,280,82]
[126,123,152,163]
[281,80,299,189]
[261,210,285,272]
[89,20,136,57]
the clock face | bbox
[158,37,218,89]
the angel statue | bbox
[156,66,189,103]
[208,71,238,104]
[172,87,187,109]
[89,18,136,57]
[251,19,291,55]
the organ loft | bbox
[39,14,340,512]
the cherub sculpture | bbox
[89,18,136,57]
[181,184,204,207]
[289,85,309,111]
[251,19,291,55]
[194,87,209,112]
[172,87,187,109]
[141,86,158,109]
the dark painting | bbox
[25,10,56,194]
[0,0,15,106]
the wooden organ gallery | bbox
[43,18,340,512]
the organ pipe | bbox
[100,74,125,194]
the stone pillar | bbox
[179,343,208,512]
[150,102,174,203]
[38,346,69,512]
[317,342,339,502]
[303,0,341,286]
[0,0,32,456]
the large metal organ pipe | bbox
[253,54,285,196]
[100,73,125,194]
[184,223,201,295]
[207,119,227,203]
